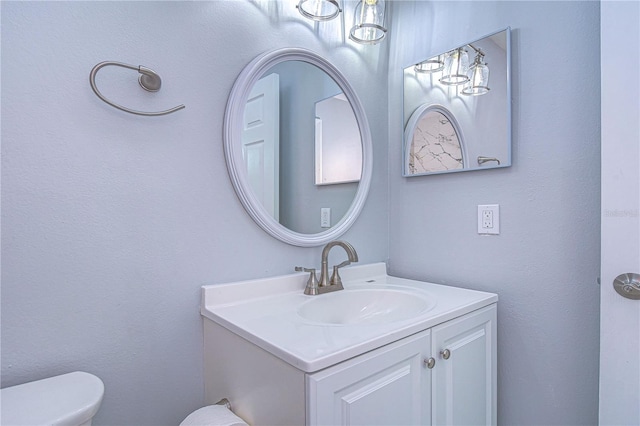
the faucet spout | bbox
[319,240,359,289]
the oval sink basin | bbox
[297,287,434,325]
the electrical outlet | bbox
[482,209,494,228]
[321,208,331,228]
[478,204,500,235]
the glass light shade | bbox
[297,0,341,21]
[349,0,387,45]
[439,48,470,85]
[462,55,490,95]
[415,55,444,73]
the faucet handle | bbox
[295,267,320,295]
[329,262,348,289]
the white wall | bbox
[0,2,389,424]
[388,1,601,425]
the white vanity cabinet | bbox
[307,305,496,426]
[201,263,498,426]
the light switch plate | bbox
[478,204,500,235]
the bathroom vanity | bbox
[201,263,497,425]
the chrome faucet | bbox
[296,240,358,295]
[319,240,358,289]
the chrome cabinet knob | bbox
[424,357,436,369]
[440,349,451,360]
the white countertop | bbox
[201,263,497,373]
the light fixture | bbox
[349,0,387,45]
[296,0,341,21]
[414,55,444,73]
[462,51,490,95]
[439,48,470,85]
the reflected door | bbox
[242,73,280,220]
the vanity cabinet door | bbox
[307,329,431,426]
[431,304,497,426]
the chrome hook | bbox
[89,61,185,117]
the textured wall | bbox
[387,1,601,425]
[0,2,389,424]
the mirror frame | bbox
[224,48,373,247]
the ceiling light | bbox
[440,48,470,85]
[349,0,387,45]
[297,0,341,21]
[462,52,490,95]
[415,55,444,73]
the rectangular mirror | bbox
[403,27,511,176]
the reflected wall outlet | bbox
[321,208,331,228]
[478,204,500,235]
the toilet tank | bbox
[0,371,104,426]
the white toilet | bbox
[0,371,247,426]
[0,371,104,426]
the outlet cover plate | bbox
[478,204,500,235]
[321,208,331,228]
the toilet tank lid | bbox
[0,371,104,425]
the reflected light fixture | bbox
[439,48,470,85]
[349,0,387,45]
[297,0,341,21]
[462,51,490,95]
[415,55,444,73]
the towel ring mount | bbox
[89,61,185,117]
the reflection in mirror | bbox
[315,94,362,185]
[245,60,360,234]
[405,105,464,174]
[243,73,280,220]
[403,28,511,176]
[224,48,372,247]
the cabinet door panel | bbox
[308,330,431,426]
[432,305,497,426]
[341,363,418,426]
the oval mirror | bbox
[224,48,373,247]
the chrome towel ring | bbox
[89,61,185,117]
